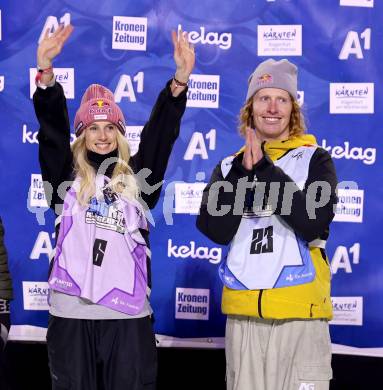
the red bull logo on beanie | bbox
[257,73,273,85]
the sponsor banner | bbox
[297,90,304,106]
[29,174,49,208]
[112,16,147,51]
[258,25,302,56]
[167,239,222,265]
[329,83,374,114]
[125,126,143,156]
[1,0,383,355]
[340,0,374,7]
[22,282,50,311]
[330,297,363,326]
[321,139,376,165]
[180,25,232,50]
[174,182,205,214]
[175,287,210,320]
[186,74,220,108]
[22,124,77,145]
[334,189,364,223]
[29,68,75,99]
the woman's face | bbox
[84,121,118,154]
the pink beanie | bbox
[74,84,126,136]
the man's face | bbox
[84,121,118,154]
[251,88,293,142]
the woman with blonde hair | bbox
[33,24,195,390]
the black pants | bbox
[47,315,157,390]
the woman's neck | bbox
[87,149,118,177]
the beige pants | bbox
[225,316,332,390]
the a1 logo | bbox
[38,13,71,44]
[339,28,371,60]
[184,129,216,160]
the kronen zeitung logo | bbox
[112,16,147,51]
[186,74,220,108]
[334,189,364,223]
[175,288,209,320]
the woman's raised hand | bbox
[37,24,74,69]
[171,27,195,84]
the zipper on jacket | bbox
[258,289,264,318]
[310,304,314,318]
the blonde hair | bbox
[71,130,139,205]
[238,94,306,138]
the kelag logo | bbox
[175,287,209,320]
[258,25,302,56]
[112,16,147,51]
[29,68,75,99]
[186,74,220,108]
[330,83,374,114]
[22,124,77,144]
[321,139,376,165]
[340,0,373,7]
[167,239,222,264]
[178,24,232,50]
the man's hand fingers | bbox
[242,128,253,170]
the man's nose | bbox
[267,99,278,113]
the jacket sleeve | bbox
[0,217,13,300]
[33,82,73,210]
[253,147,338,242]
[196,147,338,245]
[130,80,187,209]
[196,157,254,245]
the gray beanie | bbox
[246,59,297,101]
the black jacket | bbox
[33,80,187,214]
[197,145,338,245]
[0,217,13,300]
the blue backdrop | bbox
[0,0,381,355]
